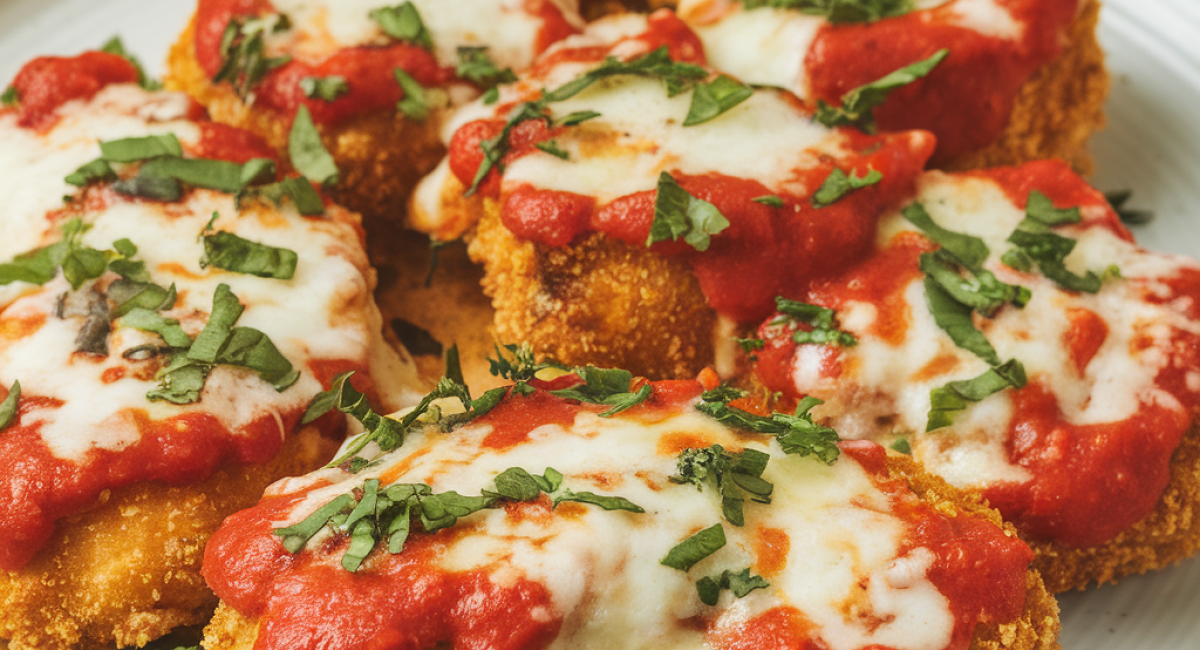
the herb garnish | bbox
[370,2,433,49]
[277,466,642,571]
[393,69,430,120]
[0,219,152,291]
[751,195,784,208]
[1104,189,1154,225]
[541,46,708,103]
[811,167,882,208]
[1,86,17,106]
[771,297,857,347]
[300,75,349,102]
[200,229,298,280]
[661,523,726,571]
[288,106,338,186]
[814,48,947,133]
[455,46,518,90]
[927,359,1026,432]
[648,171,731,252]
[213,14,292,100]
[672,445,773,526]
[535,140,570,160]
[1001,191,1117,293]
[121,283,298,404]
[0,380,19,432]
[740,0,913,24]
[684,75,754,126]
[696,567,770,606]
[547,366,654,417]
[697,389,841,464]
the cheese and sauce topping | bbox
[676,0,1081,164]
[203,375,1032,650]
[752,160,1200,548]
[411,10,935,322]
[192,0,582,127]
[0,57,419,570]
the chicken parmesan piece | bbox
[410,10,936,378]
[675,0,1107,170]
[750,159,1200,591]
[164,0,585,223]
[200,369,1057,650]
[0,53,419,649]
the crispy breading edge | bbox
[163,17,447,225]
[0,424,342,650]
[197,453,1059,650]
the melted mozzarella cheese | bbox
[274,405,956,650]
[267,0,582,69]
[0,85,420,461]
[793,172,1200,489]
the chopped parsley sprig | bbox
[213,14,292,100]
[672,445,773,526]
[771,297,857,347]
[697,388,841,464]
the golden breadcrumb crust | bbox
[0,425,341,650]
[1027,419,1200,593]
[163,17,447,224]
[197,452,1059,650]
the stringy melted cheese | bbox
[266,0,583,69]
[675,0,1015,96]
[791,172,1200,488]
[271,405,957,650]
[0,84,419,462]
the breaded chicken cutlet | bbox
[0,52,418,649]
[196,371,1059,650]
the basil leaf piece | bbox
[65,159,116,187]
[1024,190,1081,226]
[301,370,354,425]
[213,14,292,99]
[100,36,161,90]
[188,284,244,364]
[553,489,645,513]
[1004,191,1107,294]
[494,467,544,502]
[112,169,182,202]
[696,567,770,606]
[557,110,601,127]
[201,231,298,280]
[323,372,409,467]
[903,202,989,270]
[811,167,882,208]
[419,491,498,532]
[695,394,841,465]
[890,437,912,454]
[300,75,349,101]
[1,86,17,106]
[120,308,191,348]
[488,342,563,381]
[274,494,355,553]
[927,359,1026,431]
[919,250,1029,319]
[288,106,339,186]
[673,445,773,527]
[465,101,550,196]
[370,2,433,49]
[108,279,176,317]
[740,0,913,24]
[393,69,430,120]
[237,176,325,216]
[661,524,726,571]
[139,156,263,193]
[543,47,708,102]
[100,134,182,163]
[683,75,754,126]
[342,518,378,572]
[146,356,211,404]
[0,380,20,432]
[923,278,1000,366]
[814,48,947,133]
[217,327,300,390]
[535,140,570,160]
[752,195,784,208]
[648,172,730,252]
[598,383,653,417]
[773,297,858,347]
[455,46,517,89]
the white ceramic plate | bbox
[0,1,1197,648]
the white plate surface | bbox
[0,0,1197,648]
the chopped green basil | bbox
[542,46,707,102]
[455,46,517,90]
[100,36,161,90]
[672,445,773,527]
[213,14,292,99]
[927,359,1026,431]
[300,75,349,101]
[201,231,298,280]
[697,390,841,464]
[648,171,730,252]
[696,567,770,606]
[740,0,913,24]
[773,297,858,347]
[535,139,570,160]
[683,74,754,126]
[1,86,17,106]
[557,110,601,127]
[552,489,645,513]
[548,366,654,417]
[661,524,726,572]
[65,159,116,187]
[393,68,430,120]
[751,195,784,208]
[100,133,182,163]
[288,106,338,186]
[465,101,549,196]
[1003,191,1111,293]
[814,48,947,133]
[0,380,20,432]
[811,167,882,208]
[370,2,432,49]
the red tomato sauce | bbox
[806,0,1079,165]
[751,161,1200,548]
[203,487,561,650]
[8,51,139,130]
[193,0,580,128]
[193,121,280,165]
